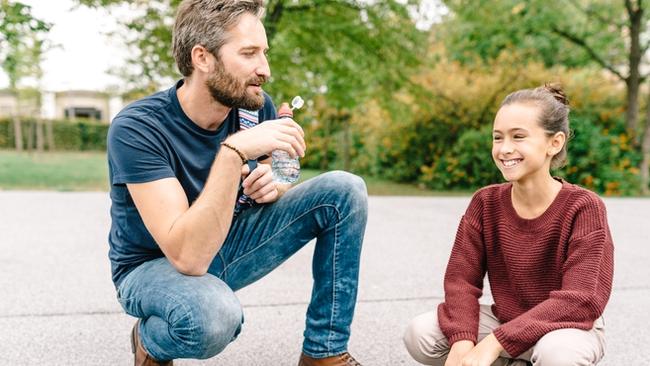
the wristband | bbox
[220,142,248,164]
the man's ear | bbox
[548,131,566,156]
[190,45,214,74]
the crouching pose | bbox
[107,1,368,365]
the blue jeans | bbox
[116,171,368,361]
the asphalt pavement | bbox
[0,191,647,365]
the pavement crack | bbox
[1,286,646,320]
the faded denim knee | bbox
[315,170,368,216]
[169,276,244,359]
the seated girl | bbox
[403,84,613,366]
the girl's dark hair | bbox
[500,83,570,169]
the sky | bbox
[0,0,129,92]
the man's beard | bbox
[206,59,267,110]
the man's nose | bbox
[256,54,271,79]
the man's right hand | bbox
[445,340,474,366]
[226,117,306,160]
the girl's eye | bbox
[493,136,502,141]
[514,135,525,139]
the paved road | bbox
[0,192,647,365]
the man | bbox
[107,1,368,365]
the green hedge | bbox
[0,118,109,151]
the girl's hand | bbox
[445,340,474,366]
[459,333,504,366]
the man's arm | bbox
[127,117,305,276]
[128,148,243,276]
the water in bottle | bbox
[272,96,304,183]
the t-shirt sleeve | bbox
[107,117,175,185]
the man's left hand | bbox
[459,333,504,366]
[242,163,283,203]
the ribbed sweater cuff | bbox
[493,328,527,358]
[447,331,477,345]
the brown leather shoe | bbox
[298,352,362,366]
[131,320,174,366]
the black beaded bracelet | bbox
[220,142,248,164]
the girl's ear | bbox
[548,131,566,156]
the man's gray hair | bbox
[173,0,265,76]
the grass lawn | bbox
[0,150,109,191]
[0,150,459,196]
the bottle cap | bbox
[278,102,293,118]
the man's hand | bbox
[445,340,474,366]
[459,333,503,366]
[227,117,306,160]
[241,163,280,203]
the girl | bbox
[403,84,613,366]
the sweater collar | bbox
[501,178,571,231]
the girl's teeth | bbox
[504,160,520,167]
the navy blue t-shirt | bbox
[107,80,277,288]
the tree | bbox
[441,0,650,193]
[76,0,427,169]
[1,0,51,151]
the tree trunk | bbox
[640,127,650,194]
[264,0,284,45]
[625,77,640,135]
[626,0,643,134]
[26,120,34,151]
[321,116,330,170]
[640,82,650,194]
[341,112,351,172]
[12,115,23,152]
[45,119,55,150]
[36,118,45,152]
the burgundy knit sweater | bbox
[437,180,614,357]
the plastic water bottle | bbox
[272,96,304,183]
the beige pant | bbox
[403,304,606,366]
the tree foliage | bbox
[76,0,428,171]
[440,1,626,68]
[0,0,51,89]
[440,0,650,193]
[76,0,426,109]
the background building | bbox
[0,89,123,123]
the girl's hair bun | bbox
[539,82,569,106]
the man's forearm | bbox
[166,148,243,275]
